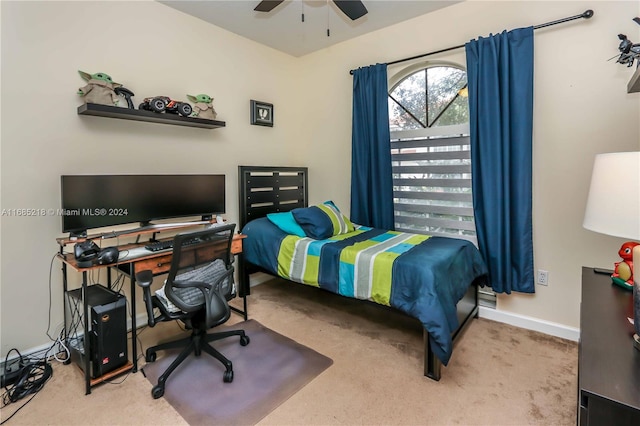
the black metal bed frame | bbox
[237,165,479,381]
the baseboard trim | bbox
[479,306,579,342]
[0,341,58,372]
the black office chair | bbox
[136,224,249,399]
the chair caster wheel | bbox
[146,351,157,362]
[223,370,234,383]
[240,335,250,346]
[151,385,164,399]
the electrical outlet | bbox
[537,269,549,286]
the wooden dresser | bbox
[578,267,640,425]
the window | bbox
[389,65,468,131]
[389,64,495,307]
[388,64,476,244]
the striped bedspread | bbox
[242,218,488,365]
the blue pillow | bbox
[266,212,307,237]
[292,201,354,240]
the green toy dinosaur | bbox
[187,94,217,120]
[77,71,122,106]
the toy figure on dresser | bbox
[187,94,217,120]
[612,241,639,290]
[77,71,123,106]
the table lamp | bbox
[583,151,640,349]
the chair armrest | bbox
[210,266,236,300]
[135,270,154,287]
[207,267,235,326]
[135,269,157,327]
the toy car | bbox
[139,96,192,117]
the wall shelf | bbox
[77,103,226,129]
[628,66,640,93]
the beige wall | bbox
[1,0,639,358]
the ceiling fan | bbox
[254,0,368,21]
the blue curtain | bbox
[350,63,395,229]
[465,27,535,294]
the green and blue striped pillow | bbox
[292,201,355,239]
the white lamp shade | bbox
[583,152,640,240]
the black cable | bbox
[1,350,52,425]
[3,362,52,404]
[48,251,75,363]
[46,254,59,341]
[42,328,70,364]
[0,391,38,425]
[2,349,24,388]
[111,270,126,294]
[132,324,147,363]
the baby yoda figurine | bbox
[77,71,122,106]
[187,94,217,120]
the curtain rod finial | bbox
[583,10,594,19]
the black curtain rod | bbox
[349,9,594,75]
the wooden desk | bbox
[57,224,245,394]
[578,267,640,425]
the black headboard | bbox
[238,166,308,230]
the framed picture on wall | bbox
[250,100,274,127]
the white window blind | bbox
[391,128,477,245]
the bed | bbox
[237,166,488,380]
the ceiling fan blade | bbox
[332,0,368,20]
[254,1,285,12]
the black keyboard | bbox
[145,240,173,252]
[144,237,201,252]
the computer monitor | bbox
[60,174,225,236]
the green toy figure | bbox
[187,94,217,120]
[77,71,121,106]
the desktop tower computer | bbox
[68,284,128,378]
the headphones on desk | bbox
[74,241,119,267]
[95,247,119,265]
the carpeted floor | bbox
[1,277,578,425]
[248,278,578,426]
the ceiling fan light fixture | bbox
[254,0,285,13]
[254,0,368,21]
[333,0,368,20]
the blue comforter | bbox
[242,217,487,365]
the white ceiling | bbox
[159,0,462,57]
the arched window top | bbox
[388,62,469,132]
